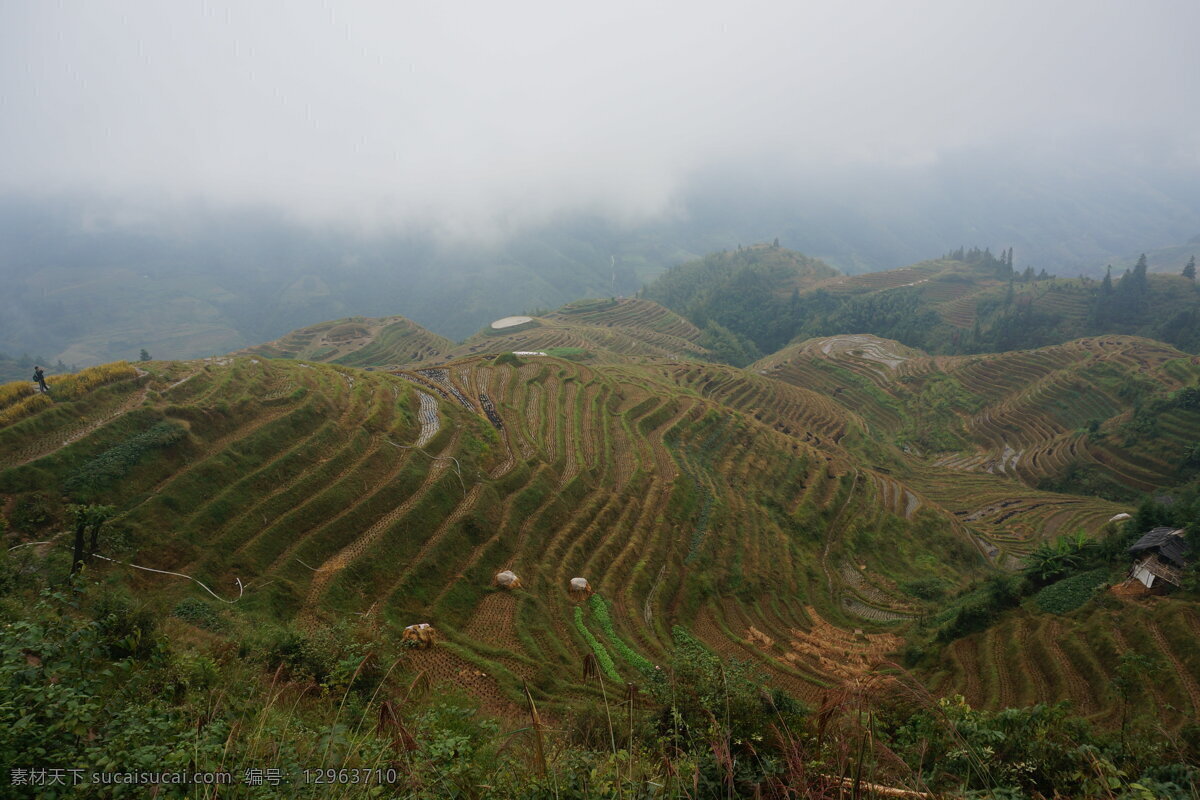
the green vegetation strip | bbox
[590,594,655,676]
[1035,569,1111,615]
[573,605,620,681]
[64,422,186,495]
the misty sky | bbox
[3,1,1199,236]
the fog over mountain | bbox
[2,1,1200,362]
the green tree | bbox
[1184,255,1196,281]
[139,348,151,361]
[1090,266,1115,327]
[1131,253,1150,295]
[68,505,89,574]
[1023,533,1093,584]
[67,504,116,573]
[86,505,115,562]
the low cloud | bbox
[3,1,1198,235]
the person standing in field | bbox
[32,365,49,394]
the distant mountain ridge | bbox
[644,244,1200,360]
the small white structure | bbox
[491,316,534,330]
[568,577,593,599]
[1109,512,1132,523]
[495,570,522,589]
[401,622,435,648]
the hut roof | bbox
[1128,527,1191,567]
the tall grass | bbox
[0,380,35,410]
[0,362,139,428]
[53,361,139,399]
[0,392,52,427]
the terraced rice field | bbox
[550,297,704,342]
[927,598,1200,729]
[455,303,711,362]
[765,334,1200,502]
[6,325,1199,726]
[242,315,454,366]
[813,263,945,295]
[0,352,950,710]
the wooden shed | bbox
[1127,527,1191,590]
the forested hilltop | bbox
[644,243,1200,365]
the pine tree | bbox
[139,348,151,362]
[1184,255,1196,281]
[1132,254,1149,294]
[1090,267,1114,328]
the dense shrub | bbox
[9,492,57,532]
[171,596,228,632]
[492,352,522,367]
[932,573,1031,643]
[901,577,949,600]
[91,589,159,658]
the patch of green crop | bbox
[573,606,620,680]
[63,422,186,497]
[589,594,655,676]
[1035,569,1110,614]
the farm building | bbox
[1127,527,1192,590]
